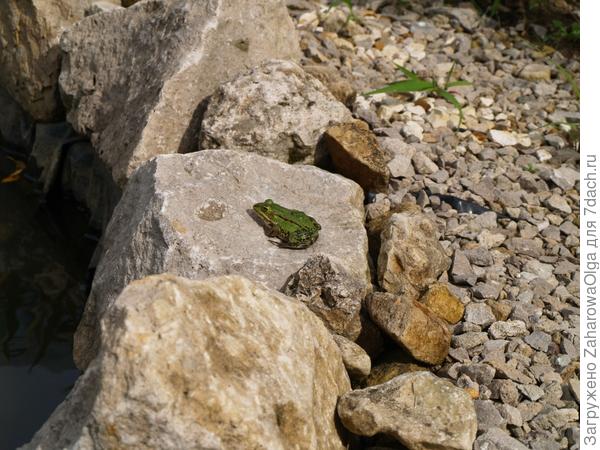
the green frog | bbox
[252,199,321,249]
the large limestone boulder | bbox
[199,59,352,164]
[377,211,451,301]
[59,0,300,186]
[337,372,477,450]
[21,275,351,450]
[75,149,370,369]
[0,0,119,121]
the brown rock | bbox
[320,120,391,193]
[366,361,428,387]
[377,212,451,301]
[303,64,356,106]
[488,300,512,321]
[420,282,465,324]
[283,254,368,341]
[366,292,451,365]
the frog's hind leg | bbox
[267,237,285,247]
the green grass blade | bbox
[443,62,456,89]
[364,79,435,96]
[394,64,420,80]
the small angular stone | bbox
[367,292,451,365]
[474,400,507,432]
[518,384,545,401]
[544,193,572,214]
[489,320,528,339]
[530,406,579,431]
[332,334,372,380]
[420,283,465,324]
[321,120,391,192]
[413,152,438,175]
[452,332,489,350]
[519,63,551,81]
[464,303,496,328]
[464,247,494,267]
[489,379,520,406]
[458,363,496,386]
[451,250,478,286]
[472,282,503,300]
[489,130,518,146]
[475,427,529,450]
[496,404,523,426]
[504,237,545,257]
[524,331,552,352]
[551,166,579,190]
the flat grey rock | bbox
[74,150,369,369]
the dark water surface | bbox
[0,149,95,449]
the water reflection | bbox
[0,148,94,448]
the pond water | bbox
[0,148,95,449]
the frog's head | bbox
[252,199,275,220]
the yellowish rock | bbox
[420,283,465,324]
[24,275,351,449]
[367,292,451,365]
[320,120,391,193]
[366,361,428,387]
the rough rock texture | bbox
[377,212,451,301]
[75,149,369,369]
[519,63,552,81]
[367,292,451,365]
[59,1,301,186]
[474,427,529,450]
[332,334,371,380]
[0,86,34,150]
[200,59,352,165]
[84,1,122,16]
[0,0,119,121]
[21,275,351,450]
[319,120,391,193]
[59,140,122,231]
[337,372,477,450]
[283,255,368,340]
[365,361,428,387]
[426,6,480,32]
[302,64,356,105]
[419,282,465,324]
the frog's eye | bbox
[265,199,274,204]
